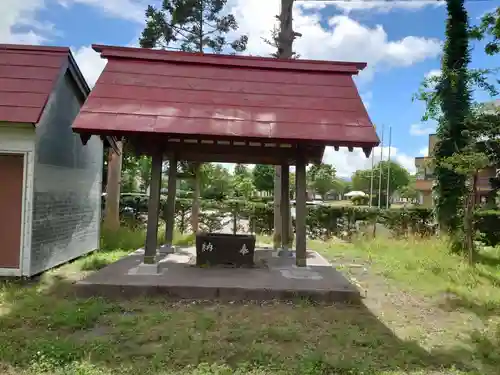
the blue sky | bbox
[1,0,498,177]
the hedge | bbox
[474,210,500,247]
[104,194,499,245]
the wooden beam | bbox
[295,152,307,267]
[164,142,300,160]
[144,148,163,264]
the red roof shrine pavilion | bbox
[72,45,378,269]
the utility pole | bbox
[377,124,385,209]
[386,127,392,209]
[273,0,301,250]
[369,143,375,207]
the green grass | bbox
[319,236,500,314]
[74,226,197,272]
[1,229,500,374]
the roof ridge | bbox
[0,44,70,54]
[92,44,367,75]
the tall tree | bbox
[252,164,275,194]
[140,0,248,52]
[234,163,251,178]
[351,161,410,197]
[139,0,248,233]
[439,106,500,261]
[424,0,472,232]
[232,174,256,200]
[201,163,232,200]
[272,0,301,249]
[307,163,337,200]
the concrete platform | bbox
[75,247,361,303]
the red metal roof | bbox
[72,45,379,148]
[0,44,71,124]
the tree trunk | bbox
[190,3,205,235]
[104,141,123,231]
[274,0,297,250]
[464,172,478,265]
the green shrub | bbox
[251,196,274,204]
[474,210,500,247]
[248,202,274,234]
[350,195,369,206]
[379,207,435,237]
[110,194,439,239]
[100,226,147,251]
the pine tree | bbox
[140,0,248,53]
[139,0,248,234]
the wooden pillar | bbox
[164,155,177,251]
[295,153,307,267]
[273,166,282,249]
[144,149,163,264]
[191,162,201,234]
[280,163,290,253]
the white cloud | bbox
[323,146,416,178]
[72,46,107,87]
[71,35,142,87]
[410,123,435,136]
[229,2,441,82]
[7,0,440,87]
[58,0,149,23]
[419,147,429,156]
[66,0,440,89]
[361,91,373,109]
[220,145,417,178]
[0,0,52,44]
[329,0,444,13]
[425,69,441,78]
[295,0,443,13]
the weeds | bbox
[1,233,500,374]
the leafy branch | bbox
[469,6,500,56]
[413,67,499,123]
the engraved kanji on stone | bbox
[202,242,214,252]
[239,244,249,255]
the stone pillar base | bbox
[276,249,295,258]
[128,262,161,275]
[295,257,307,267]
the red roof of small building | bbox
[0,44,73,124]
[72,45,378,148]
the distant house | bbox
[0,44,103,277]
[414,132,497,208]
